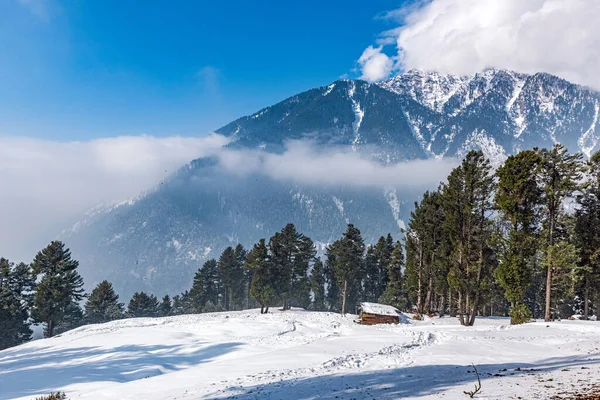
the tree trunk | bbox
[341,279,348,315]
[545,213,555,322]
[544,265,552,321]
[439,293,446,317]
[584,274,590,320]
[47,320,54,338]
[458,290,465,326]
[265,306,269,314]
[260,305,264,314]
[469,294,480,326]
[416,244,423,317]
[424,273,433,315]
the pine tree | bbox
[11,261,36,307]
[495,150,542,324]
[246,239,277,314]
[442,151,496,326]
[0,258,33,350]
[538,145,584,321]
[329,224,365,315]
[218,246,246,311]
[574,151,600,318]
[54,301,84,335]
[234,244,248,308]
[379,241,406,310]
[267,224,315,310]
[404,190,445,317]
[290,234,315,309]
[189,259,220,312]
[362,245,379,302]
[31,241,85,337]
[127,292,159,318]
[324,243,341,312]
[373,235,394,301]
[309,257,326,311]
[159,295,172,317]
[84,280,123,323]
[171,293,196,315]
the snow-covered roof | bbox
[360,302,399,317]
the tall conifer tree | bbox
[538,144,583,321]
[31,241,85,337]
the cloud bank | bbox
[0,134,228,261]
[0,134,455,262]
[217,141,456,188]
[359,0,600,90]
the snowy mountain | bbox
[64,69,600,298]
[2,310,600,400]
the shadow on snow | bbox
[0,341,243,399]
[206,353,600,400]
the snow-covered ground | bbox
[1,310,599,400]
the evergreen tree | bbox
[495,150,542,324]
[538,145,583,321]
[329,224,365,315]
[159,295,172,317]
[324,243,341,312]
[189,259,220,312]
[170,292,196,315]
[54,301,84,335]
[379,241,407,310]
[404,190,445,317]
[11,261,36,307]
[362,245,379,302]
[309,257,326,311]
[234,244,248,308]
[218,246,246,311]
[290,234,315,309]
[442,151,496,326]
[127,292,159,318]
[84,280,123,323]
[31,241,85,337]
[267,224,315,310]
[574,151,600,318]
[372,235,394,302]
[246,239,276,314]
[0,258,32,350]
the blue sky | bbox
[0,0,403,140]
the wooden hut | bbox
[357,302,401,325]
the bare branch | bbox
[463,363,482,398]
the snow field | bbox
[1,310,599,400]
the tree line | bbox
[2,144,599,351]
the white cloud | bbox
[0,134,229,262]
[217,140,456,188]
[0,133,454,262]
[361,0,600,89]
[357,46,395,82]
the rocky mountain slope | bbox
[64,69,600,298]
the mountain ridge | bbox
[63,69,600,298]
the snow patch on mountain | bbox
[507,74,526,112]
[379,69,469,112]
[332,196,344,217]
[579,101,600,158]
[457,130,507,168]
[348,81,364,151]
[323,83,336,97]
[384,187,406,230]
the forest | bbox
[2,144,599,351]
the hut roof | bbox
[360,302,399,317]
